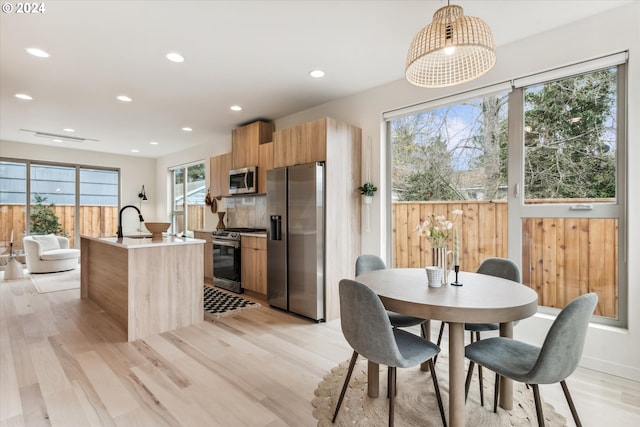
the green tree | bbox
[391,114,457,201]
[468,95,509,200]
[30,194,64,235]
[523,69,616,198]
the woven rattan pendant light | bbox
[406,2,496,88]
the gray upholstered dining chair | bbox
[435,257,521,404]
[464,293,598,427]
[356,254,429,337]
[333,279,447,427]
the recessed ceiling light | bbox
[309,69,325,78]
[182,127,192,132]
[166,52,185,63]
[131,149,139,153]
[26,48,50,58]
[117,95,132,102]
[150,141,159,145]
[230,105,242,111]
[52,139,63,143]
[15,93,33,100]
[63,128,75,132]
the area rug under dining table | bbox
[312,356,567,426]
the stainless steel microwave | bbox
[229,166,257,194]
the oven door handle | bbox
[212,240,240,248]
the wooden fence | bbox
[3,201,617,317]
[1,205,206,249]
[392,201,618,318]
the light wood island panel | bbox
[80,236,204,341]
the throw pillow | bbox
[32,234,60,251]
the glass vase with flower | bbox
[416,209,463,285]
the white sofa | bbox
[23,235,80,273]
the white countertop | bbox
[81,235,205,248]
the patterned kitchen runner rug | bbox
[203,285,260,318]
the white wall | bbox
[0,139,157,235]
[267,3,640,381]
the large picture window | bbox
[0,159,119,252]
[387,54,627,326]
[388,86,510,270]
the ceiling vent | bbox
[21,129,99,143]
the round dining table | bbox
[356,268,539,427]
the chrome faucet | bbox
[117,205,144,238]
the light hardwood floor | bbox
[1,275,639,426]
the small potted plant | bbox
[358,182,377,204]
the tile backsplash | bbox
[224,195,267,229]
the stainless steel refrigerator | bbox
[267,162,325,321]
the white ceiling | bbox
[0,0,632,158]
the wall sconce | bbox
[138,185,148,201]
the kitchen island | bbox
[80,235,205,341]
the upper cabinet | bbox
[210,153,232,197]
[273,118,327,168]
[258,142,273,195]
[232,121,275,169]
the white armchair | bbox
[23,235,80,273]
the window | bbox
[386,53,627,326]
[80,168,119,238]
[170,161,206,234]
[0,158,119,250]
[511,60,626,325]
[387,84,511,269]
[522,68,618,204]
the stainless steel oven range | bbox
[212,228,265,294]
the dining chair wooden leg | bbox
[428,359,448,427]
[388,367,396,427]
[464,361,475,401]
[560,380,583,427]
[332,351,359,423]
[493,373,500,413]
[531,383,546,427]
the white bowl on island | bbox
[144,222,170,239]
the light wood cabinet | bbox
[209,153,232,197]
[194,231,213,283]
[273,118,327,168]
[232,121,275,170]
[80,236,204,342]
[241,235,267,295]
[258,142,273,195]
